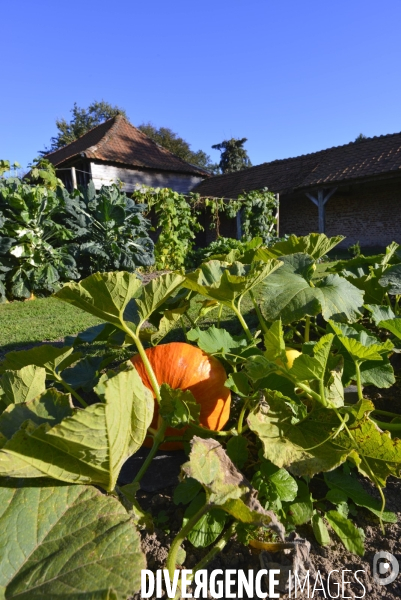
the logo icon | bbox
[373,551,399,586]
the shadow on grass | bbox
[0,310,261,364]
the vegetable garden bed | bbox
[1,233,401,599]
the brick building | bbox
[194,133,401,248]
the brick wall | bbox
[280,178,401,248]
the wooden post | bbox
[318,189,325,233]
[71,166,78,190]
[236,210,242,239]
[275,193,280,237]
[305,187,337,234]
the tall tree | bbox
[137,123,215,171]
[211,138,252,173]
[40,101,127,155]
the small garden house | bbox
[45,115,210,194]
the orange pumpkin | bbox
[131,342,231,450]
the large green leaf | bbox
[0,482,145,598]
[365,304,395,326]
[187,326,248,355]
[263,319,286,362]
[379,317,401,341]
[55,272,142,331]
[0,346,81,379]
[343,401,401,486]
[0,389,73,445]
[347,270,388,305]
[288,334,335,382]
[315,274,365,322]
[379,263,401,294]
[248,393,401,485]
[261,254,364,324]
[1,365,46,406]
[183,259,282,306]
[329,321,393,362]
[264,233,345,260]
[131,272,185,328]
[0,365,153,490]
[248,391,348,477]
[329,322,395,388]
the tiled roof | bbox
[194,132,401,198]
[45,115,209,177]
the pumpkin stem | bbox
[249,290,268,334]
[304,315,310,342]
[132,419,168,485]
[166,502,210,580]
[54,373,88,408]
[121,321,162,403]
[231,302,254,343]
[237,398,251,434]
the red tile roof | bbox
[194,132,401,198]
[45,115,209,177]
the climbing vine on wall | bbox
[238,187,279,244]
[132,187,203,270]
[132,186,279,270]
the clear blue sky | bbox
[1,0,400,170]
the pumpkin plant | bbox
[1,232,401,598]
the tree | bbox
[40,101,127,155]
[137,123,215,171]
[354,133,368,143]
[211,138,252,173]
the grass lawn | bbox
[0,288,261,360]
[0,261,338,359]
[0,297,102,353]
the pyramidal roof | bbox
[194,131,401,198]
[45,115,209,177]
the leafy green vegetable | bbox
[60,180,154,275]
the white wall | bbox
[90,163,205,194]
